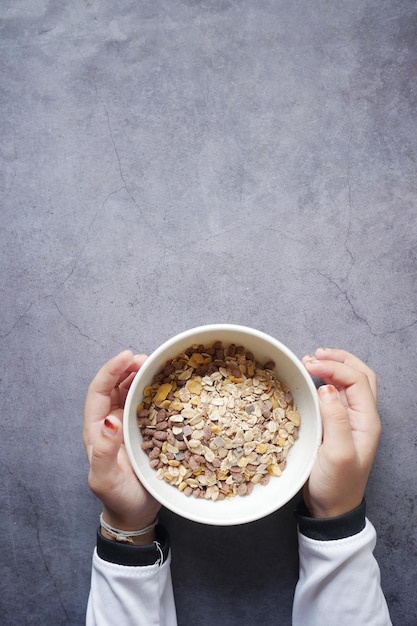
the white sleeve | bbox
[86,548,177,626]
[293,519,392,626]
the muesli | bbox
[137,341,300,500]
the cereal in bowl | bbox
[137,341,300,500]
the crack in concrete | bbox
[0,294,103,348]
[59,185,125,288]
[164,221,306,252]
[3,463,19,578]
[102,107,162,244]
[73,39,163,247]
[0,295,50,340]
[0,124,18,207]
[26,490,71,622]
[52,300,102,345]
[317,270,417,336]
[344,85,355,274]
[1,461,70,622]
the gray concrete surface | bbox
[1,1,416,624]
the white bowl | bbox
[124,324,321,525]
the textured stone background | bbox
[1,1,416,624]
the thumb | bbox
[318,385,353,451]
[89,415,123,488]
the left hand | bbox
[83,350,161,532]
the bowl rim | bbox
[123,324,322,525]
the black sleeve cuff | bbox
[97,523,170,566]
[295,500,366,541]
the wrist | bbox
[97,523,170,566]
[100,510,158,545]
[101,506,157,533]
[303,484,365,519]
[296,499,366,541]
[100,525,156,545]
[305,497,364,519]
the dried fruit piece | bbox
[154,383,173,406]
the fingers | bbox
[303,353,377,412]
[313,348,377,400]
[83,351,148,454]
[303,354,368,388]
[89,350,136,397]
[303,350,381,438]
[85,350,134,422]
[87,414,123,493]
[317,385,354,456]
[84,351,147,425]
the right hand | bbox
[302,348,381,518]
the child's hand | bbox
[302,348,381,518]
[83,350,160,533]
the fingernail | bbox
[318,385,338,402]
[303,354,318,364]
[103,417,118,437]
